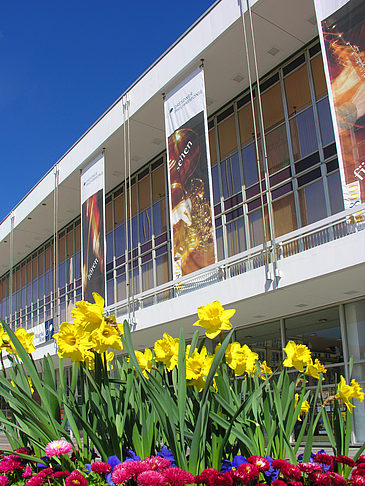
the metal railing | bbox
[106,204,365,321]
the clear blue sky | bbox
[0,0,215,222]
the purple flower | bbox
[125,450,141,462]
[106,456,122,486]
[264,455,280,482]
[157,446,175,466]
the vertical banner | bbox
[164,68,217,279]
[81,154,106,302]
[314,0,365,209]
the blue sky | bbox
[0,0,215,222]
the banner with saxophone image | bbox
[81,154,106,302]
[164,68,217,279]
[315,0,365,209]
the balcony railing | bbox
[106,204,365,321]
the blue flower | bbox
[221,455,247,472]
[124,449,141,462]
[264,455,279,481]
[157,446,175,466]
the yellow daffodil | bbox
[305,359,327,380]
[186,346,214,392]
[5,328,36,355]
[135,349,153,378]
[283,341,312,372]
[53,322,94,362]
[71,292,106,333]
[193,301,235,340]
[91,320,123,354]
[11,376,34,394]
[153,333,179,371]
[335,376,365,412]
[84,350,115,371]
[295,393,310,421]
[225,342,258,376]
[259,360,273,380]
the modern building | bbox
[0,0,364,442]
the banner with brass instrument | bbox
[164,68,217,279]
[81,154,106,302]
[314,0,365,208]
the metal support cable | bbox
[239,0,269,270]
[9,212,15,328]
[246,0,278,271]
[122,95,130,321]
[53,164,59,330]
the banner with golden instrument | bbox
[164,68,217,279]
[81,154,106,302]
[314,0,365,208]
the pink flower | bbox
[281,464,301,481]
[247,457,270,472]
[22,465,33,478]
[357,465,365,471]
[313,454,333,467]
[212,472,233,486]
[0,476,9,486]
[309,472,331,485]
[124,461,150,478]
[142,456,171,471]
[288,481,302,486]
[111,466,132,485]
[45,440,73,457]
[0,458,24,473]
[164,467,195,486]
[299,463,322,474]
[335,456,355,468]
[25,473,47,486]
[357,457,365,465]
[231,470,249,485]
[137,470,166,486]
[272,460,288,471]
[65,470,88,486]
[91,462,112,474]
[353,470,365,478]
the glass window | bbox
[284,64,312,116]
[59,236,66,263]
[138,175,151,212]
[216,226,224,261]
[262,83,284,130]
[218,114,237,159]
[299,179,327,226]
[211,164,221,205]
[273,192,297,237]
[248,206,269,247]
[327,172,344,215]
[139,208,152,244]
[235,321,282,367]
[238,101,258,146]
[152,165,165,202]
[105,201,113,233]
[209,128,217,165]
[266,124,290,175]
[311,54,327,100]
[116,272,126,302]
[242,143,260,187]
[75,227,81,252]
[115,224,126,258]
[153,201,167,237]
[290,107,318,161]
[106,232,114,264]
[226,217,246,257]
[317,98,335,147]
[107,278,114,306]
[114,194,124,226]
[156,253,169,287]
[142,260,153,292]
[221,153,242,199]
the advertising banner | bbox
[314,0,365,208]
[81,154,106,302]
[164,68,217,279]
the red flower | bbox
[328,472,347,486]
[65,470,88,486]
[272,480,287,486]
[248,457,270,472]
[272,460,288,471]
[309,472,331,485]
[356,465,365,470]
[22,465,33,478]
[237,463,259,481]
[357,458,365,465]
[350,476,365,486]
[255,484,269,486]
[281,464,301,481]
[91,462,112,474]
[299,463,322,474]
[231,469,249,485]
[52,471,71,479]
[0,458,25,473]
[335,456,355,468]
[288,481,302,486]
[25,473,47,486]
[313,454,333,467]
[195,469,219,486]
[353,469,365,478]
[15,447,32,455]
[164,467,195,486]
[142,457,171,471]
[212,472,233,486]
[0,476,9,486]
[137,470,166,486]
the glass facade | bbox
[0,42,346,329]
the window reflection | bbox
[317,98,335,147]
[299,179,327,226]
[290,108,318,161]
